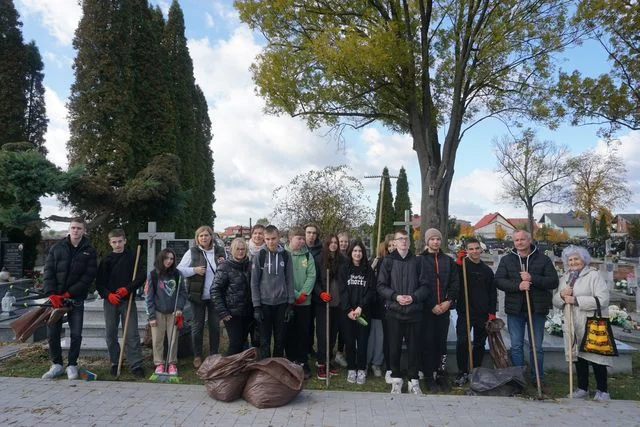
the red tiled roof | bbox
[473,213,499,229]
[507,218,539,232]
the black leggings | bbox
[575,357,608,392]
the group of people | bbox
[39,219,614,400]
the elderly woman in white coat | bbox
[552,246,613,401]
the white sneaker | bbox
[371,365,382,377]
[66,365,78,380]
[409,379,422,395]
[390,377,404,394]
[356,370,367,385]
[568,388,588,399]
[42,364,64,379]
[385,370,392,384]
[593,390,611,401]
[334,352,348,368]
[347,370,357,384]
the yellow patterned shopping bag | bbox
[579,297,618,357]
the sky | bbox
[14,0,640,233]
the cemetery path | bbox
[0,376,637,426]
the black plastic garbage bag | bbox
[466,366,527,396]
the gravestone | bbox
[164,239,193,264]
[138,222,175,273]
[2,243,23,278]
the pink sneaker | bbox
[155,364,165,374]
[168,364,178,376]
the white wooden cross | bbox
[138,222,175,272]
[393,209,413,236]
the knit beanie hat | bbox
[424,228,443,242]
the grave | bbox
[138,222,175,272]
[1,243,23,278]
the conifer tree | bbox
[394,166,413,250]
[373,167,394,248]
[23,42,48,154]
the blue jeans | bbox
[507,313,546,381]
[48,299,84,366]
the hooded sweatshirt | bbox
[145,269,187,320]
[339,262,374,318]
[251,246,294,307]
[286,244,316,306]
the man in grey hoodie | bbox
[251,225,295,359]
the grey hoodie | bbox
[251,246,294,307]
[145,270,187,320]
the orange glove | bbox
[320,291,332,303]
[175,313,184,329]
[115,287,128,298]
[294,293,307,305]
[49,294,64,308]
[107,293,121,305]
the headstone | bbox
[138,222,175,273]
[2,243,23,278]
[163,239,193,264]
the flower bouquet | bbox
[545,311,564,336]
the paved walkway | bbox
[0,377,637,426]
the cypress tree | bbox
[23,41,48,154]
[0,0,28,145]
[394,166,413,250]
[373,167,394,248]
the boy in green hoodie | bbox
[285,226,316,378]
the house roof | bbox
[539,212,585,228]
[473,213,515,230]
[615,213,640,222]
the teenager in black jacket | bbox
[339,240,374,385]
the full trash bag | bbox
[466,366,527,396]
[196,347,258,402]
[243,357,304,408]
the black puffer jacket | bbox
[419,250,460,310]
[212,256,252,317]
[377,251,431,322]
[43,235,97,299]
[495,245,559,315]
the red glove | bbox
[107,293,121,305]
[48,294,64,308]
[175,313,184,329]
[320,291,332,303]
[294,293,307,305]
[115,287,128,298]
[488,313,497,321]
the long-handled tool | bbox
[567,302,573,398]
[325,268,330,389]
[462,257,473,374]
[521,261,543,399]
[116,245,141,379]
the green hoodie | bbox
[286,245,316,306]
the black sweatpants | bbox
[315,304,340,365]
[259,303,287,359]
[387,316,421,380]
[575,357,608,392]
[423,310,450,375]
[285,305,311,365]
[341,313,370,370]
[455,314,488,373]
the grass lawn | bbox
[0,340,638,400]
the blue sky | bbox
[14,0,640,232]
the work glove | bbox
[107,293,121,305]
[294,293,307,305]
[115,287,129,298]
[284,305,295,323]
[48,292,71,308]
[319,291,332,303]
[253,307,264,323]
[175,312,184,329]
[488,313,497,321]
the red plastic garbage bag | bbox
[196,347,258,402]
[243,357,304,409]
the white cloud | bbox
[43,51,73,69]
[205,13,215,28]
[43,86,69,168]
[18,0,81,46]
